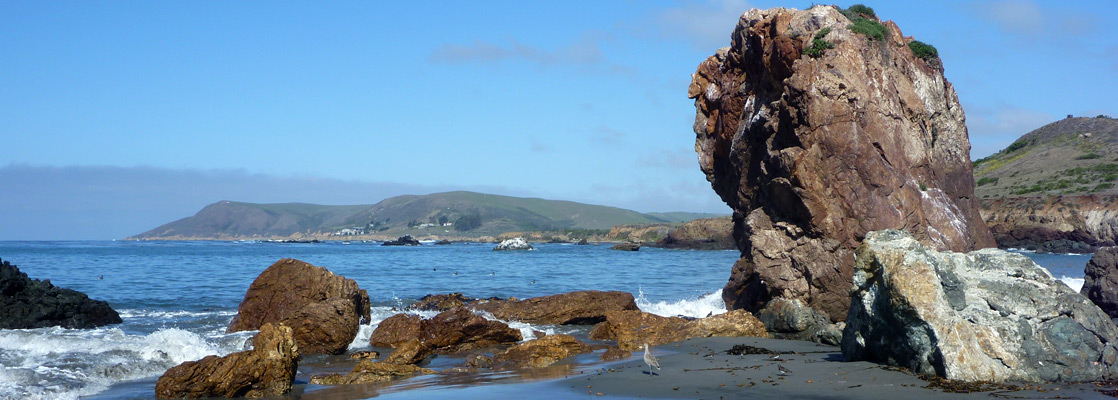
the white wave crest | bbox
[1060,276,1085,293]
[636,288,727,318]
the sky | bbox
[2,0,1116,240]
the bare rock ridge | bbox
[689,6,994,320]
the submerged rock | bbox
[690,6,994,320]
[156,323,298,398]
[589,309,768,351]
[471,290,639,325]
[843,230,1118,383]
[227,258,371,355]
[494,334,591,368]
[0,258,121,329]
[1083,246,1118,318]
[493,237,533,251]
[609,242,641,251]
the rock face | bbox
[493,237,533,251]
[382,235,421,246]
[493,334,591,368]
[755,297,841,345]
[654,217,735,250]
[156,323,298,398]
[227,259,371,355]
[589,309,768,351]
[0,258,122,329]
[369,308,522,355]
[981,195,1118,253]
[843,230,1118,383]
[369,314,422,347]
[1083,246,1118,318]
[471,290,639,325]
[690,6,994,320]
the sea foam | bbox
[636,288,727,318]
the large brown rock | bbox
[368,313,422,347]
[654,217,735,250]
[155,323,298,399]
[493,334,591,368]
[369,308,522,355]
[689,6,994,321]
[471,290,639,325]
[227,258,371,355]
[309,360,434,385]
[589,309,768,351]
[1084,246,1118,318]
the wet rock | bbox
[434,239,452,245]
[368,313,421,347]
[382,235,421,246]
[227,258,371,355]
[419,308,522,354]
[0,258,122,329]
[755,297,842,345]
[349,350,379,360]
[690,6,994,321]
[589,309,768,351]
[465,353,493,369]
[410,293,473,312]
[1083,246,1118,318]
[577,238,590,245]
[309,360,434,385]
[156,323,298,398]
[493,237,533,251]
[599,346,631,361]
[472,290,639,325]
[610,242,640,251]
[384,338,430,365]
[843,230,1118,382]
[494,334,591,368]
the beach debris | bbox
[643,343,660,376]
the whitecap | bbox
[636,288,727,318]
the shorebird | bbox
[777,364,792,376]
[642,343,660,376]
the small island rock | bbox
[382,235,421,246]
[0,258,121,329]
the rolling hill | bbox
[127,191,724,240]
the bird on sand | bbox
[777,364,792,376]
[642,343,660,376]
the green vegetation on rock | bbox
[908,40,938,60]
[804,27,835,58]
[977,177,999,186]
[842,5,888,42]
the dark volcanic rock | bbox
[654,217,735,250]
[690,6,994,320]
[382,235,421,246]
[156,323,298,398]
[471,290,639,325]
[843,230,1118,383]
[227,258,371,355]
[1083,246,1118,318]
[0,258,121,329]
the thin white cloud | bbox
[965,105,1053,158]
[653,0,751,50]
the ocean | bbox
[0,241,1093,400]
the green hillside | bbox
[128,191,724,239]
[973,116,1118,198]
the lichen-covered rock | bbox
[493,237,533,251]
[155,323,298,398]
[471,290,639,325]
[493,334,591,368]
[0,258,122,329]
[690,6,994,321]
[1083,246,1118,318]
[755,297,842,345]
[843,230,1118,383]
[590,309,768,351]
[309,360,434,385]
[227,258,371,355]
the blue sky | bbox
[2,1,1116,239]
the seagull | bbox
[643,343,660,376]
[777,364,792,376]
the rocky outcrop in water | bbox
[843,230,1118,382]
[493,334,591,368]
[382,235,421,246]
[689,6,994,320]
[1083,246,1118,318]
[227,258,371,355]
[0,258,121,329]
[653,217,735,250]
[369,308,522,355]
[471,290,639,325]
[609,242,640,251]
[589,309,768,351]
[981,195,1118,253]
[155,323,298,398]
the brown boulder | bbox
[368,313,422,347]
[227,258,371,355]
[383,338,430,365]
[610,242,641,251]
[599,346,632,361]
[419,308,522,353]
[590,310,768,351]
[654,217,735,250]
[309,360,434,385]
[155,323,298,399]
[493,334,591,368]
[472,290,639,325]
[689,6,994,321]
[1084,246,1118,318]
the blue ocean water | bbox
[0,241,740,400]
[0,241,1094,400]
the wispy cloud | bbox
[651,0,750,50]
[965,105,1053,158]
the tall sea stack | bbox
[689,6,995,320]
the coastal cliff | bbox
[981,195,1118,252]
[690,6,994,320]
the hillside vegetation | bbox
[973,116,1118,198]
